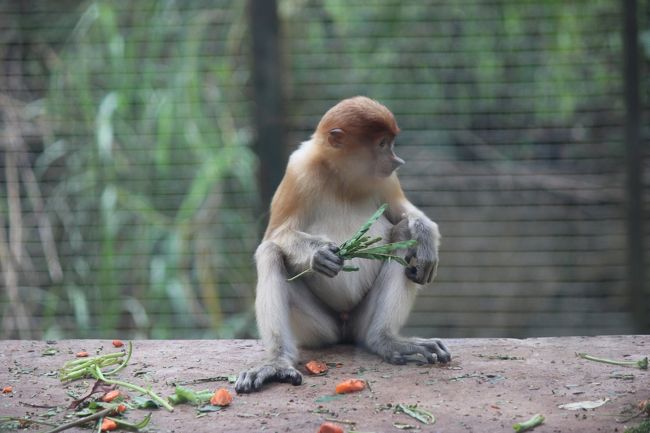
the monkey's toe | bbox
[381,339,451,365]
[235,364,302,394]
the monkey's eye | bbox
[378,138,387,148]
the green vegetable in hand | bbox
[288,204,416,281]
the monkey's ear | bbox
[327,128,345,148]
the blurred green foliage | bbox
[34,0,257,338]
[284,0,624,160]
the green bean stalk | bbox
[59,342,173,411]
[288,204,417,281]
[513,414,544,432]
[577,352,648,370]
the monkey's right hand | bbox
[310,243,344,277]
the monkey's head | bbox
[315,96,404,181]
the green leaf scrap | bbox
[394,403,435,425]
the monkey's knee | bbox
[390,218,412,242]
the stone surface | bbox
[1,336,648,432]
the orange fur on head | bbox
[315,96,400,144]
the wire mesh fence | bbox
[0,0,648,339]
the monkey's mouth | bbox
[377,159,404,177]
[377,167,400,177]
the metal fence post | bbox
[622,0,647,331]
[249,0,287,231]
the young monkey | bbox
[235,96,450,393]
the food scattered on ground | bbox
[100,418,118,431]
[335,379,366,394]
[512,413,544,432]
[318,421,344,433]
[393,422,417,430]
[558,398,610,410]
[306,360,329,375]
[476,353,524,360]
[610,372,635,380]
[101,390,121,402]
[394,403,435,424]
[168,386,214,406]
[210,388,233,407]
[42,347,59,356]
[639,399,650,416]
[625,419,650,433]
[60,342,173,412]
[112,340,124,348]
[577,352,648,370]
[2,386,12,394]
[76,351,89,358]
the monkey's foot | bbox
[235,362,303,393]
[379,337,451,365]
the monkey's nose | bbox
[391,155,405,171]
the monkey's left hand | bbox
[404,218,439,285]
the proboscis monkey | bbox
[236,96,450,393]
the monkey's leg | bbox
[350,226,451,365]
[235,241,340,393]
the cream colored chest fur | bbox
[302,198,392,312]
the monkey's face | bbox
[372,135,404,178]
[327,131,404,182]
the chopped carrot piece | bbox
[76,351,89,358]
[116,404,127,413]
[100,418,118,431]
[102,390,121,402]
[335,379,365,394]
[112,340,124,348]
[305,360,328,375]
[2,386,12,394]
[210,388,233,407]
[318,421,344,433]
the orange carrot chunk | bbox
[318,421,344,433]
[76,351,89,358]
[112,340,124,348]
[100,419,118,431]
[116,404,127,413]
[305,360,328,375]
[210,388,233,406]
[2,386,12,394]
[102,390,121,402]
[335,379,365,394]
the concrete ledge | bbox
[1,336,648,432]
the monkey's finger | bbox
[235,371,252,393]
[326,244,341,254]
[405,265,418,283]
[426,260,438,284]
[322,249,343,265]
[313,260,340,277]
[396,344,436,364]
[277,368,303,386]
[405,249,416,265]
[431,342,451,363]
[408,263,427,285]
[420,262,433,284]
[418,338,451,363]
[252,365,276,390]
